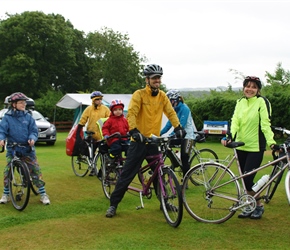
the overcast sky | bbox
[1,0,290,90]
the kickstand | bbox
[136,191,144,210]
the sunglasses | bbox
[94,98,102,101]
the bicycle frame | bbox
[205,143,290,212]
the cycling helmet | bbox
[109,99,124,111]
[90,91,103,99]
[243,76,262,89]
[8,92,29,103]
[166,89,181,100]
[143,64,163,78]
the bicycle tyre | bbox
[71,155,90,177]
[30,178,39,196]
[182,162,240,224]
[189,148,219,167]
[101,155,121,199]
[158,167,183,227]
[264,161,285,204]
[8,160,30,211]
[285,170,290,205]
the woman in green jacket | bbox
[221,76,276,219]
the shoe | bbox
[250,206,264,219]
[106,206,116,218]
[238,211,252,218]
[40,194,50,205]
[106,155,116,167]
[89,169,96,176]
[0,194,10,204]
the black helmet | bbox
[243,76,262,89]
[8,92,29,103]
[144,64,163,78]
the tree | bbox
[0,11,88,100]
[265,62,290,86]
[86,27,147,94]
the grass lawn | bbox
[0,133,289,249]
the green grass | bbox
[0,133,290,249]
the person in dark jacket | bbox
[0,92,50,205]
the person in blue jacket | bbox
[0,92,50,205]
[160,89,197,178]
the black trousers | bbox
[110,141,159,208]
[236,150,264,191]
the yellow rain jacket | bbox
[127,85,180,137]
[79,98,110,141]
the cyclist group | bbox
[0,64,280,221]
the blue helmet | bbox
[90,91,103,99]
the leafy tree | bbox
[86,27,147,94]
[265,62,290,86]
[0,11,88,100]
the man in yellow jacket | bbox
[78,91,110,175]
[106,64,186,218]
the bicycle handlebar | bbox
[272,126,290,135]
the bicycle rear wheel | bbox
[101,155,121,199]
[264,161,285,203]
[285,170,290,205]
[8,160,30,211]
[71,155,90,177]
[182,163,240,223]
[189,148,219,167]
[158,167,183,228]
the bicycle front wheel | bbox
[158,167,183,228]
[189,148,219,167]
[264,161,285,203]
[101,158,121,199]
[182,163,240,224]
[8,160,30,211]
[285,170,290,205]
[71,155,90,177]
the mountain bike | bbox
[182,136,290,224]
[1,143,39,211]
[121,136,183,227]
[263,126,290,203]
[164,131,219,177]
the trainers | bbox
[106,206,116,218]
[0,194,10,204]
[250,206,264,219]
[40,194,50,205]
[238,211,252,218]
[89,169,96,176]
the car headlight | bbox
[49,124,56,132]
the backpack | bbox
[66,125,84,156]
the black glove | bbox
[129,128,145,143]
[174,125,186,139]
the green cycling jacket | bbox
[230,95,275,152]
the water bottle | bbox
[252,174,270,192]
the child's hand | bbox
[28,139,35,146]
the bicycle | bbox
[164,131,219,177]
[71,131,103,177]
[0,143,39,211]
[100,132,130,199]
[182,136,290,224]
[264,126,290,203]
[105,136,183,227]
